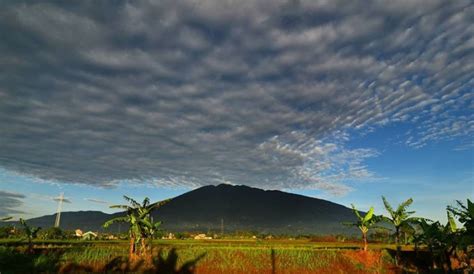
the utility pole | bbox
[221,218,224,236]
[54,192,65,228]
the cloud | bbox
[30,193,71,203]
[84,198,108,205]
[258,131,379,195]
[0,0,472,194]
[0,190,26,216]
[453,142,474,151]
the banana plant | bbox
[381,196,420,244]
[103,196,170,258]
[447,199,474,238]
[346,205,379,251]
[381,196,420,265]
[447,198,474,268]
[19,218,41,253]
[414,212,459,271]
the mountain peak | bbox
[204,183,283,193]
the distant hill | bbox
[6,184,358,235]
[20,211,113,232]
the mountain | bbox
[22,211,113,232]
[7,184,358,235]
[150,184,357,234]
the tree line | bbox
[348,197,473,271]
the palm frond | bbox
[447,211,457,232]
[123,196,141,208]
[109,205,130,209]
[139,218,153,229]
[103,216,129,228]
[405,216,423,223]
[142,197,150,207]
[152,198,172,209]
[456,200,468,211]
[363,207,375,222]
[351,204,362,220]
[397,198,413,212]
[382,196,394,217]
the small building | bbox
[194,233,212,240]
[75,229,83,237]
[162,232,176,240]
[106,234,117,240]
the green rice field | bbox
[0,239,410,273]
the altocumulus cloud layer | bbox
[0,0,472,195]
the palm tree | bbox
[381,196,419,265]
[103,196,170,258]
[347,205,379,251]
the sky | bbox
[0,0,473,223]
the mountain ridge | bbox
[6,184,358,235]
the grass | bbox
[0,239,462,273]
[0,238,410,251]
[0,239,397,273]
[58,244,391,273]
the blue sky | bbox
[0,0,473,223]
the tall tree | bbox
[103,196,170,258]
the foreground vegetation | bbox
[0,240,396,273]
[0,197,472,273]
[0,237,471,273]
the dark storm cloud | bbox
[0,190,25,216]
[0,0,472,194]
